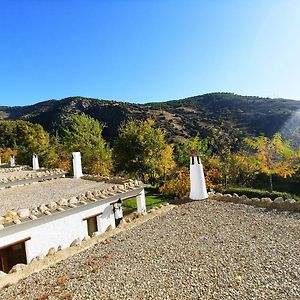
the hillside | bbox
[1,93,299,145]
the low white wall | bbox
[0,202,115,263]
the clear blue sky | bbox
[1,0,300,106]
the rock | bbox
[57,245,63,251]
[57,198,68,206]
[118,218,127,227]
[83,236,91,241]
[31,207,39,215]
[261,197,272,204]
[240,195,248,200]
[250,198,260,202]
[68,196,78,205]
[38,204,48,213]
[223,194,232,197]
[0,271,7,276]
[70,238,81,247]
[36,254,45,261]
[47,247,56,256]
[207,192,215,198]
[47,201,57,210]
[17,208,30,219]
[274,197,284,203]
[5,210,17,221]
[285,198,296,203]
[85,191,94,199]
[92,232,100,237]
[9,263,27,274]
[233,193,239,197]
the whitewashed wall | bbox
[0,202,115,263]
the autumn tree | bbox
[207,151,259,188]
[62,114,112,175]
[245,133,300,192]
[113,119,176,183]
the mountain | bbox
[1,93,299,146]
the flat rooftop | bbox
[1,200,300,299]
[0,178,114,215]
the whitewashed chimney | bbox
[32,154,39,170]
[72,152,83,179]
[9,155,15,167]
[189,152,208,200]
[136,189,147,214]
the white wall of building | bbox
[0,202,115,263]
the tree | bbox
[245,133,300,192]
[174,137,212,168]
[0,120,50,165]
[113,119,176,183]
[62,114,112,175]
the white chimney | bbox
[9,155,15,167]
[72,152,83,179]
[32,154,39,170]
[136,189,147,214]
[189,153,208,200]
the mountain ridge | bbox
[1,93,299,146]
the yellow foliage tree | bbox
[245,133,300,191]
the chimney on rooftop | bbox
[189,151,208,200]
[72,152,83,179]
[32,154,39,170]
[9,155,15,168]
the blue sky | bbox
[1,0,300,106]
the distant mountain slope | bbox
[1,93,299,146]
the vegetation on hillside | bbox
[1,93,299,147]
[0,112,299,200]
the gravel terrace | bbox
[0,178,114,214]
[1,200,300,300]
[0,169,36,181]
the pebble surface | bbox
[1,200,300,299]
[0,178,114,214]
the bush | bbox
[159,167,190,198]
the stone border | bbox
[0,165,29,174]
[0,203,174,288]
[208,192,300,212]
[0,168,65,184]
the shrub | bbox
[159,167,190,198]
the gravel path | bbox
[0,178,114,214]
[1,200,300,299]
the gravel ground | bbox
[1,200,300,300]
[0,178,114,214]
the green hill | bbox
[1,93,299,146]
